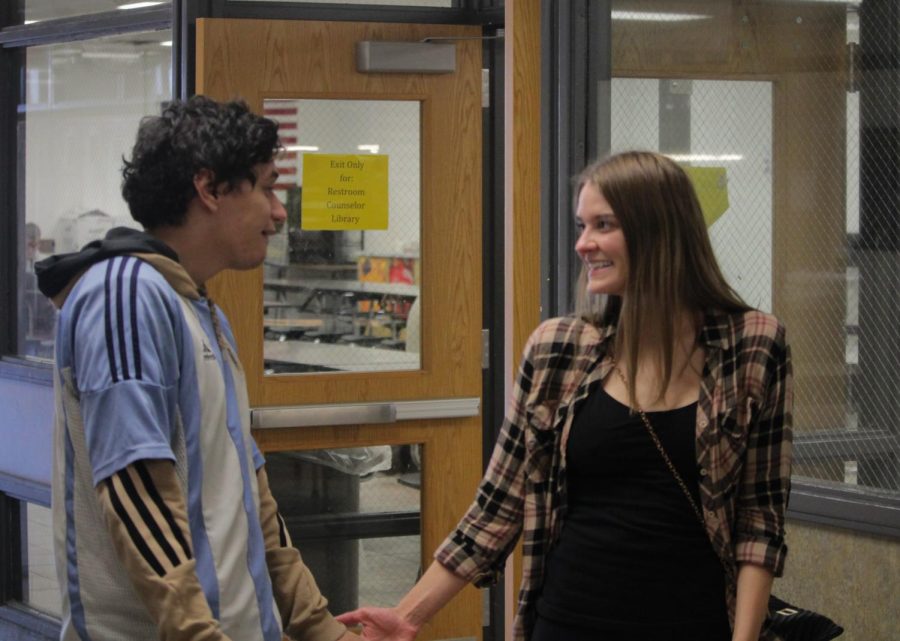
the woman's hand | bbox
[336,607,420,641]
[337,561,468,640]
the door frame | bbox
[196,17,489,641]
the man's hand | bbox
[336,607,419,641]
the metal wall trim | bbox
[251,397,480,429]
[788,480,900,540]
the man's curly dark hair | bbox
[122,96,280,229]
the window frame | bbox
[539,3,900,541]
[0,2,175,378]
[0,486,58,639]
[0,4,176,633]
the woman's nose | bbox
[574,230,593,253]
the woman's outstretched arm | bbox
[336,561,467,640]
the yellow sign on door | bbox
[300,154,389,230]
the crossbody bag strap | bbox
[613,367,706,529]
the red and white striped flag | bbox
[263,102,300,193]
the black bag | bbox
[768,595,844,641]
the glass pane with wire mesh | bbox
[611,78,774,311]
[608,1,899,495]
[265,446,422,615]
[22,502,62,617]
[16,31,173,360]
[262,98,421,375]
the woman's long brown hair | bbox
[574,151,749,406]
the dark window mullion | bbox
[0,493,23,605]
[0,36,21,357]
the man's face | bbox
[214,161,287,271]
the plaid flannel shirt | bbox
[434,311,792,641]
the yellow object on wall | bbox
[301,154,389,230]
[682,165,729,227]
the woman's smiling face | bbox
[574,182,628,297]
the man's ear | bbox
[193,169,219,211]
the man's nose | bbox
[272,197,288,222]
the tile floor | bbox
[356,470,422,607]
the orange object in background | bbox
[357,256,390,283]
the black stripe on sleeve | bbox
[133,461,193,561]
[115,468,184,569]
[103,260,119,383]
[105,477,165,576]
[129,260,143,380]
[115,257,131,380]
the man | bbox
[36,96,358,641]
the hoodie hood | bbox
[35,226,200,308]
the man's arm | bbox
[256,464,351,641]
[96,458,231,641]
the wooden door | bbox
[197,18,483,641]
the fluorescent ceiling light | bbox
[118,2,164,9]
[160,41,173,47]
[357,144,380,154]
[667,153,744,162]
[612,11,711,22]
[284,145,319,152]
[81,51,143,60]
[24,19,39,24]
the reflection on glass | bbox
[262,99,421,375]
[266,445,422,614]
[18,31,172,359]
[17,0,172,24]
[237,0,449,6]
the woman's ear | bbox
[193,169,219,211]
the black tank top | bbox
[536,385,729,633]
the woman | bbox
[337,151,792,641]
